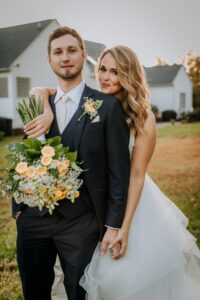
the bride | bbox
[25,45,200,299]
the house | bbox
[145,65,193,117]
[0,20,106,131]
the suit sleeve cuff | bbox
[105,225,120,230]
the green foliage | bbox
[0,132,5,141]
[151,104,159,114]
[23,138,42,151]
[157,122,200,137]
[47,136,61,147]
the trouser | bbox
[16,208,99,300]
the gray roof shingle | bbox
[144,64,181,85]
[0,20,54,68]
[84,40,106,61]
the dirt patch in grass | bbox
[148,136,200,198]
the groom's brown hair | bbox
[47,26,85,54]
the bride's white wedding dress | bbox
[80,133,200,300]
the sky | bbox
[1,0,200,66]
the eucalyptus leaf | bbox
[23,138,42,151]
[47,136,62,147]
[66,152,77,162]
[5,154,17,163]
[25,149,40,159]
[15,143,26,153]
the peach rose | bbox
[20,172,27,178]
[41,155,52,166]
[37,166,48,176]
[26,166,37,178]
[84,102,96,113]
[15,162,28,174]
[63,159,70,167]
[53,190,63,200]
[41,146,55,157]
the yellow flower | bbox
[26,166,37,178]
[62,190,68,198]
[37,166,48,176]
[41,155,53,166]
[15,162,28,174]
[23,189,33,195]
[84,101,96,113]
[20,172,27,178]
[58,169,67,178]
[53,190,63,200]
[74,191,80,198]
[57,162,69,177]
[41,146,55,157]
[63,159,70,167]
[39,186,47,194]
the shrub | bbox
[151,105,159,114]
[162,110,177,121]
[151,105,162,121]
[0,131,5,141]
[187,109,200,122]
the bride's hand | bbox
[24,110,54,138]
[111,228,129,259]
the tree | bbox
[178,51,200,109]
[155,56,168,66]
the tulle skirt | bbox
[80,175,200,300]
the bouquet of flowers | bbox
[0,136,83,214]
[0,96,83,214]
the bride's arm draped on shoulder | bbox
[24,87,56,137]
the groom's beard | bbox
[53,68,82,81]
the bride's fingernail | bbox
[108,244,113,249]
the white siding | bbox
[150,85,174,112]
[0,72,15,120]
[10,20,59,128]
[149,67,193,116]
[173,66,193,114]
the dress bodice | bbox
[129,133,135,156]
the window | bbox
[16,77,30,97]
[0,77,8,97]
[179,93,186,110]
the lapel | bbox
[48,94,60,136]
[72,85,94,151]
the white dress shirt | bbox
[54,81,85,131]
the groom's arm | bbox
[105,99,130,228]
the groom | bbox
[12,26,130,300]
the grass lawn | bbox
[0,122,200,299]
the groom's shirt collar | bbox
[54,81,85,104]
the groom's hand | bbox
[101,227,118,256]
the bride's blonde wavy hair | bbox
[97,46,151,131]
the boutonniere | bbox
[78,97,103,122]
